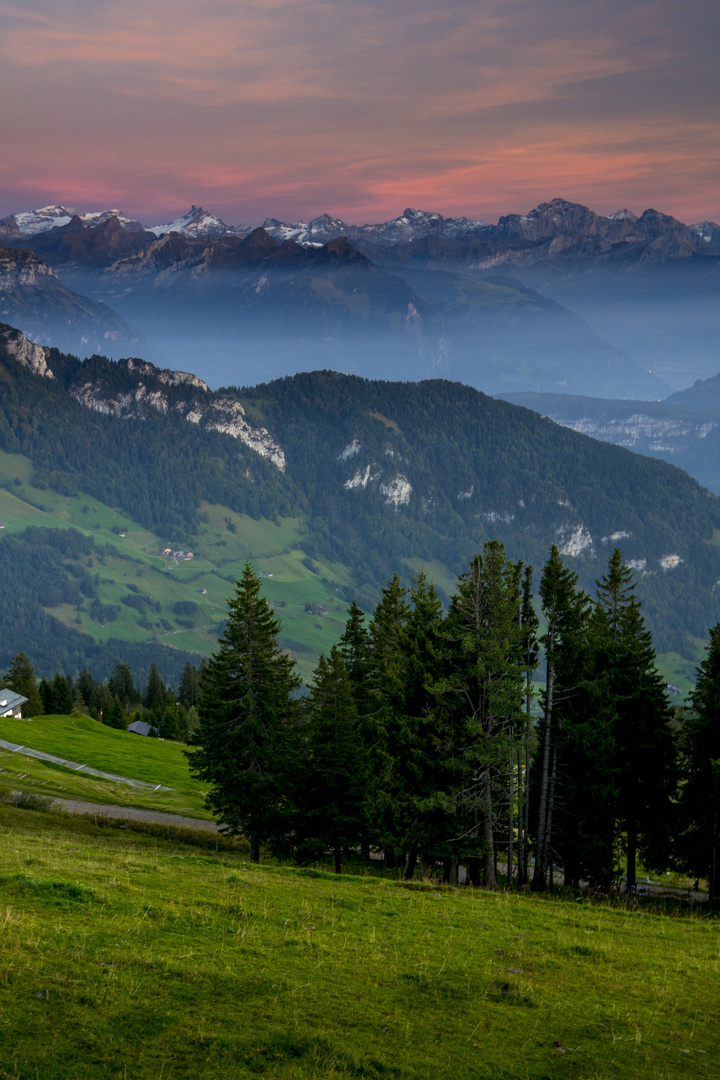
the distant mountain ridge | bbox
[2,196,718,398]
[3,197,718,263]
[0,245,141,357]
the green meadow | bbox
[0,801,718,1080]
[0,714,210,818]
[0,449,355,680]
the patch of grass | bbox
[0,803,718,1079]
[0,714,209,814]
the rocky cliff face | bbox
[0,247,58,288]
[65,354,286,470]
[0,322,54,378]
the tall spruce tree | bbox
[679,623,720,901]
[386,571,447,878]
[366,575,410,863]
[144,662,166,710]
[517,565,539,886]
[187,562,301,862]
[108,661,138,712]
[443,542,524,889]
[532,546,589,891]
[296,647,367,873]
[338,599,374,859]
[47,672,74,716]
[178,661,201,708]
[594,553,676,892]
[4,653,43,717]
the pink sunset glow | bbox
[1,0,718,226]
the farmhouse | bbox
[0,689,28,719]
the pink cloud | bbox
[0,0,717,224]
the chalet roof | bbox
[127,720,159,737]
[0,689,29,714]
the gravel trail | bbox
[51,798,221,832]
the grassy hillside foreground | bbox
[0,804,718,1079]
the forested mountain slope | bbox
[499,387,720,496]
[2,325,720,678]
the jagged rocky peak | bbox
[0,323,54,378]
[124,357,209,391]
[78,209,146,233]
[148,205,248,239]
[0,246,56,284]
[690,221,720,249]
[67,352,285,471]
[204,397,286,471]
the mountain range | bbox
[2,322,720,690]
[1,197,718,399]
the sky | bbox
[1,0,718,227]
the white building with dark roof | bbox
[0,689,29,719]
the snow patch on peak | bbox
[149,206,243,239]
[13,205,74,235]
[337,439,362,462]
[627,558,650,576]
[557,524,593,557]
[659,554,682,571]
[79,209,145,232]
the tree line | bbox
[3,653,202,741]
[189,548,720,899]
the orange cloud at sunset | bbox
[1,0,717,225]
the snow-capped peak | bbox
[148,205,245,239]
[79,209,146,232]
[12,205,75,235]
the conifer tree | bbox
[594,552,675,891]
[144,662,166,709]
[443,542,524,889]
[382,571,447,877]
[366,575,410,861]
[338,599,374,859]
[338,600,371,708]
[106,695,127,730]
[532,546,589,891]
[188,562,301,861]
[178,661,201,708]
[296,647,367,873]
[517,565,539,886]
[76,669,95,708]
[48,672,74,715]
[679,623,720,901]
[618,601,675,887]
[108,661,138,711]
[4,653,43,716]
